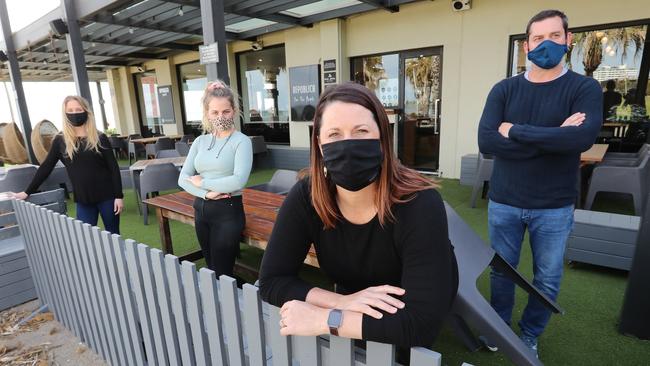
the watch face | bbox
[327,309,343,328]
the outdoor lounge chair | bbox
[146,137,175,159]
[0,165,37,193]
[584,152,650,215]
[175,141,190,157]
[444,202,562,366]
[139,163,180,225]
[247,169,298,195]
[470,153,493,208]
[155,149,181,159]
[0,188,66,311]
[128,134,146,165]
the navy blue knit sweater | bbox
[478,70,603,209]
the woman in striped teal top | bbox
[178,80,253,276]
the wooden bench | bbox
[566,209,641,270]
[0,189,66,311]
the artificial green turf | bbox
[66,167,649,366]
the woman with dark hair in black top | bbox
[259,83,458,348]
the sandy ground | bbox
[0,300,107,366]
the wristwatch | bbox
[327,309,343,336]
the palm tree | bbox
[404,56,440,116]
[362,56,386,91]
[567,26,646,77]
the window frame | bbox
[507,17,650,77]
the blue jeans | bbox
[76,199,120,234]
[488,200,574,339]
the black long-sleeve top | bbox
[477,70,603,209]
[25,133,123,204]
[259,178,458,348]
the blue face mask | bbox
[527,39,568,69]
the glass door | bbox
[398,48,442,172]
[134,72,162,136]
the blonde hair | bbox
[201,80,241,134]
[61,95,102,159]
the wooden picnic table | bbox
[143,189,319,268]
[130,134,184,144]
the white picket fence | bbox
[13,199,470,366]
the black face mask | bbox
[66,112,88,126]
[321,139,383,192]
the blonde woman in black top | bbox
[13,96,123,234]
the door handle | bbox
[433,99,440,134]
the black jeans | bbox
[193,195,245,277]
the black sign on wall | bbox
[323,59,337,87]
[289,64,320,122]
[323,59,336,71]
[157,85,175,124]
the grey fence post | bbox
[151,248,182,366]
[243,284,267,366]
[219,275,246,366]
[165,254,196,366]
[199,268,228,366]
[110,235,146,365]
[125,239,158,365]
[181,261,210,365]
[137,243,170,366]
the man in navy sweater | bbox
[478,10,602,357]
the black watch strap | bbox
[327,309,343,336]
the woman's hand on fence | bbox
[279,300,329,336]
[114,198,124,215]
[12,192,28,200]
[187,175,203,188]
[205,191,231,200]
[334,285,405,319]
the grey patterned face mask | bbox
[209,116,235,132]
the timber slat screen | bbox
[13,199,471,366]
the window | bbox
[509,21,649,122]
[351,53,400,108]
[177,62,207,136]
[134,72,162,136]
[237,45,289,144]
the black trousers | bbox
[193,195,245,277]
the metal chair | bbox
[139,163,180,225]
[444,202,559,366]
[175,141,190,157]
[0,166,37,193]
[247,169,298,195]
[145,137,175,159]
[585,152,650,216]
[155,149,181,159]
[470,153,494,208]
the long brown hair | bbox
[309,82,438,229]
